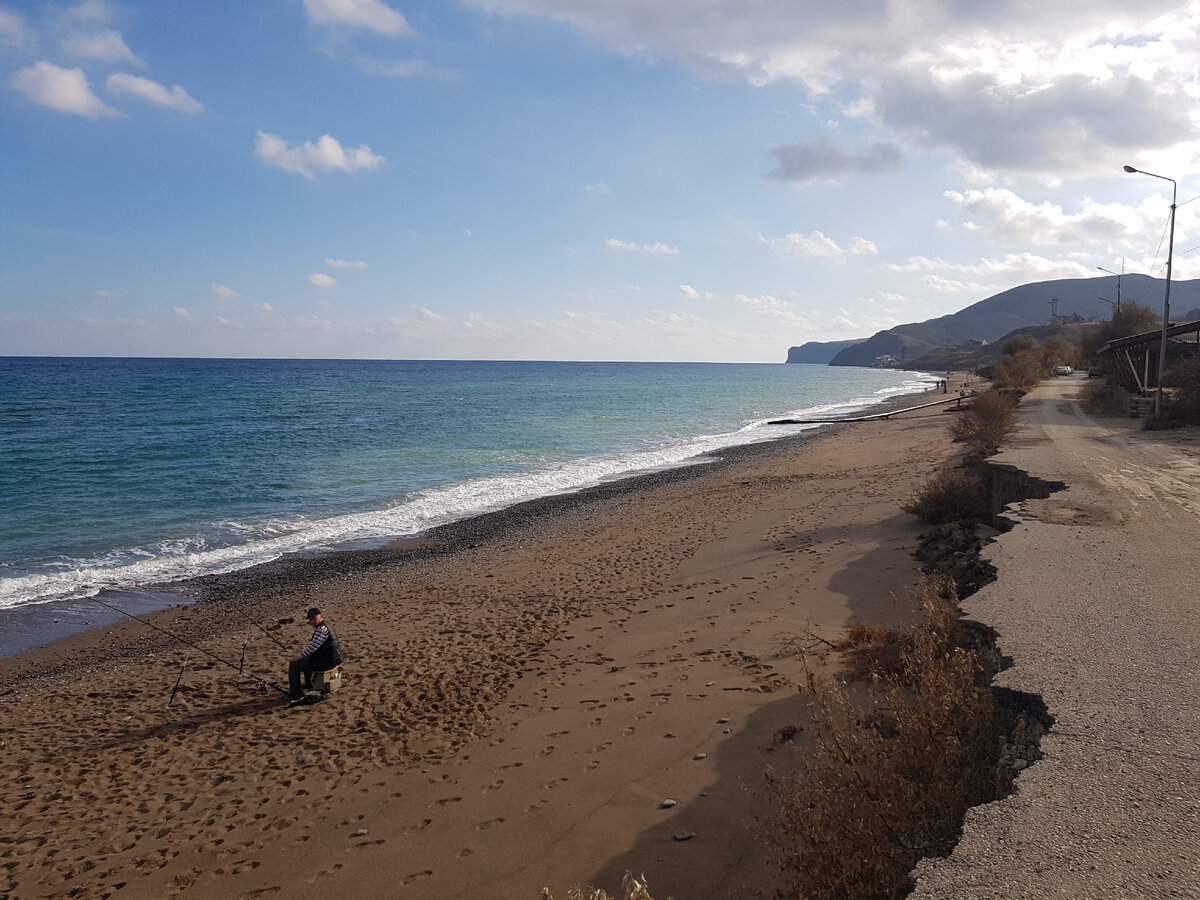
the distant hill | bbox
[817,275,1200,367]
[785,339,864,364]
[910,322,1103,371]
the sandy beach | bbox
[0,383,969,900]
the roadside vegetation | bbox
[947,390,1019,462]
[767,575,1007,900]
[540,874,663,900]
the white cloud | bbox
[12,62,121,119]
[464,1,1200,182]
[173,307,190,318]
[362,58,461,79]
[325,258,367,268]
[679,284,714,300]
[255,131,386,180]
[737,293,810,325]
[304,0,414,37]
[759,230,877,260]
[942,188,1150,245]
[211,283,240,299]
[605,238,679,255]
[64,1,114,25]
[106,73,204,113]
[0,10,27,45]
[62,28,141,65]
[308,273,338,288]
[886,251,1095,293]
[410,305,443,321]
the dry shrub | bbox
[990,352,1044,393]
[1079,378,1126,416]
[834,624,912,680]
[948,389,1018,459]
[766,575,1004,900]
[902,467,989,525]
[1155,356,1200,426]
[540,874,664,900]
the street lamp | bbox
[1096,265,1122,312]
[1123,164,1176,418]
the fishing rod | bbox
[224,596,290,651]
[86,594,289,695]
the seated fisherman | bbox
[289,607,342,700]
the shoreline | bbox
[0,377,967,900]
[0,378,951,669]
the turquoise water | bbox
[0,358,933,612]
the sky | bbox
[2,0,1200,362]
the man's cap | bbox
[306,607,321,619]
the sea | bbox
[0,358,935,656]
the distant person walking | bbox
[289,607,342,701]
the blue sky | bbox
[2,0,1199,361]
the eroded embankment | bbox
[915,460,1066,814]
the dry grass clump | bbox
[1150,357,1200,428]
[834,624,912,680]
[766,575,1005,900]
[901,467,989,525]
[540,873,664,900]
[1079,377,1127,416]
[948,389,1018,460]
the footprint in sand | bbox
[536,746,555,758]
[431,797,462,807]
[400,870,433,885]
[308,863,345,882]
[483,780,504,793]
[542,777,569,790]
[475,818,505,830]
[402,818,433,835]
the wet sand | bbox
[0,382,968,900]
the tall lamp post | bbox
[1096,265,1122,312]
[1123,165,1176,419]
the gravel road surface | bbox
[912,377,1200,900]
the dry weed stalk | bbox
[767,575,1002,900]
[540,873,665,900]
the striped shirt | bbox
[297,623,331,660]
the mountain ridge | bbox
[786,275,1200,367]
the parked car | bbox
[1053,365,1073,376]
[1088,366,1103,378]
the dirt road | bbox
[913,377,1200,899]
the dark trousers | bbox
[288,658,316,696]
